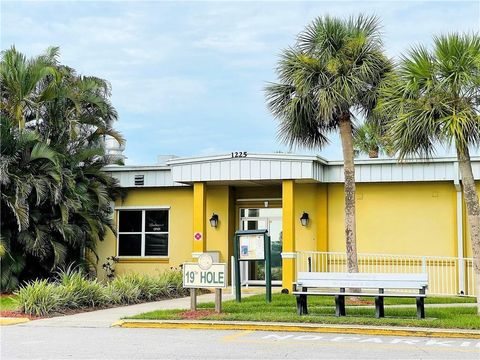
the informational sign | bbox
[183,263,227,288]
[234,229,271,303]
[239,233,265,260]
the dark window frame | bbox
[117,208,170,258]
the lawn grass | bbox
[128,293,480,330]
[0,295,18,311]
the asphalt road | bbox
[2,325,479,359]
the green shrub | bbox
[57,269,108,308]
[14,268,189,316]
[107,276,142,304]
[15,279,63,316]
[158,268,187,298]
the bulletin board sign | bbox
[234,229,271,303]
[238,233,265,260]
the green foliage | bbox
[56,266,108,308]
[16,279,63,316]
[0,46,124,291]
[14,269,187,316]
[378,33,480,159]
[353,121,396,158]
[0,295,19,311]
[107,275,142,305]
[265,14,392,150]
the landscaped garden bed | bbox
[127,293,480,330]
[2,268,191,317]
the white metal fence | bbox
[296,251,477,296]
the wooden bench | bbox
[293,272,428,318]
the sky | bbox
[2,0,479,165]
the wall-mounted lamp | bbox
[209,213,219,228]
[300,212,309,227]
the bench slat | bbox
[296,272,428,290]
[293,292,426,298]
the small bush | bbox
[57,269,108,308]
[16,279,62,316]
[107,276,142,304]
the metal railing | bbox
[296,251,476,296]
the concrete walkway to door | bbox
[20,287,268,328]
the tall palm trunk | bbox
[339,114,359,274]
[457,147,480,314]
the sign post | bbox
[234,229,271,303]
[183,253,227,313]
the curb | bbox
[113,319,480,339]
[0,317,30,326]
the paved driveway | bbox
[2,326,479,359]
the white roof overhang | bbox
[104,154,480,188]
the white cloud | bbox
[112,76,207,114]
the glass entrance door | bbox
[239,208,282,286]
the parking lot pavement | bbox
[2,324,479,359]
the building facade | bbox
[97,153,479,294]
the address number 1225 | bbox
[231,151,247,158]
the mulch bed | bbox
[0,311,39,320]
[346,299,374,306]
[179,310,218,320]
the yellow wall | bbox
[94,179,471,281]
[205,185,231,263]
[294,183,326,252]
[95,187,193,280]
[327,182,457,256]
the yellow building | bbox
[98,153,477,296]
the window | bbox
[117,209,169,257]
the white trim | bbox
[167,152,326,165]
[115,205,171,210]
[236,198,282,203]
[191,252,203,258]
[456,189,465,294]
[281,252,297,259]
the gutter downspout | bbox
[453,161,465,295]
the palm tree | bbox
[380,33,480,313]
[354,122,382,158]
[0,116,63,290]
[354,121,395,158]
[265,15,391,273]
[0,46,58,129]
[1,47,123,290]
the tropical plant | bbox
[379,33,480,313]
[353,121,394,158]
[0,46,123,291]
[265,15,392,273]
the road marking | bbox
[232,337,480,353]
[221,330,253,342]
[219,332,480,353]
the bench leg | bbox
[335,295,345,316]
[302,294,308,315]
[296,295,308,315]
[296,296,302,315]
[375,296,384,318]
[416,297,425,319]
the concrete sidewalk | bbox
[21,291,238,328]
